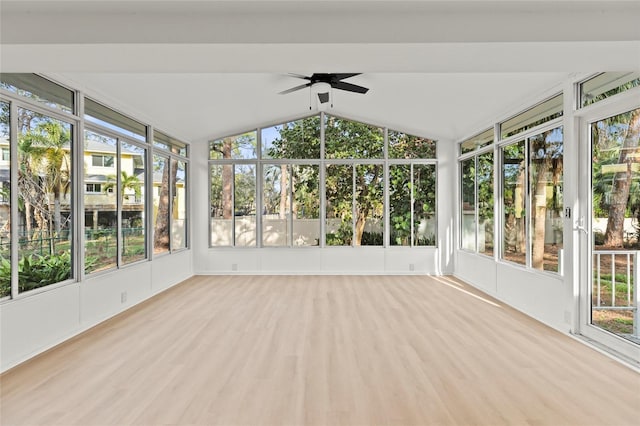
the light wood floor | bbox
[1,275,639,425]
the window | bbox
[460,128,493,155]
[580,72,640,108]
[460,151,494,255]
[389,164,436,246]
[85,98,146,142]
[84,131,118,273]
[210,131,257,160]
[153,154,170,254]
[501,127,563,272]
[121,142,146,264]
[262,117,320,159]
[325,163,384,246]
[388,130,436,159]
[0,101,10,298]
[1,73,74,114]
[153,131,189,254]
[460,159,476,251]
[91,154,114,167]
[171,160,187,250]
[500,94,563,139]
[262,164,320,247]
[84,130,147,274]
[17,108,74,291]
[85,183,105,193]
[0,76,190,300]
[209,114,437,248]
[325,115,383,159]
[154,131,188,157]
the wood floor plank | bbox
[1,275,639,425]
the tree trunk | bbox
[25,201,32,241]
[355,212,366,246]
[279,165,288,219]
[532,160,550,270]
[603,109,640,247]
[153,158,176,251]
[222,138,233,219]
[517,166,526,254]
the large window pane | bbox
[292,165,320,246]
[17,109,73,292]
[388,131,436,159]
[262,116,321,159]
[502,141,526,265]
[477,152,494,256]
[460,159,476,251]
[153,155,170,254]
[0,102,10,297]
[171,160,187,250]
[210,164,233,246]
[84,130,118,274]
[590,108,640,341]
[389,165,411,246]
[210,132,257,160]
[1,74,74,114]
[326,164,353,245]
[263,164,290,247]
[121,142,146,264]
[414,165,436,246]
[355,164,383,245]
[530,128,563,272]
[235,164,256,247]
[325,116,383,159]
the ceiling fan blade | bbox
[278,83,311,95]
[333,73,361,81]
[332,81,369,94]
[287,73,312,81]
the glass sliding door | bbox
[589,107,640,346]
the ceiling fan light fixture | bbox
[317,92,330,104]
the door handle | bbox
[574,217,588,235]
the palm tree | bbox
[18,120,71,249]
[103,171,142,204]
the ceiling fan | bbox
[279,73,369,96]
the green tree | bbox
[272,115,385,245]
[18,119,71,249]
[599,109,640,247]
[104,170,142,203]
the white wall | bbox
[0,250,193,372]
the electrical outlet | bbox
[409,263,415,271]
[231,263,238,271]
[121,291,127,303]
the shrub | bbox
[0,252,72,295]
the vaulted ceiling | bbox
[2,1,639,143]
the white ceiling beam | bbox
[2,1,639,44]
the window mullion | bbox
[9,101,18,298]
[410,163,415,247]
[116,139,123,266]
[525,138,532,268]
[472,156,477,253]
